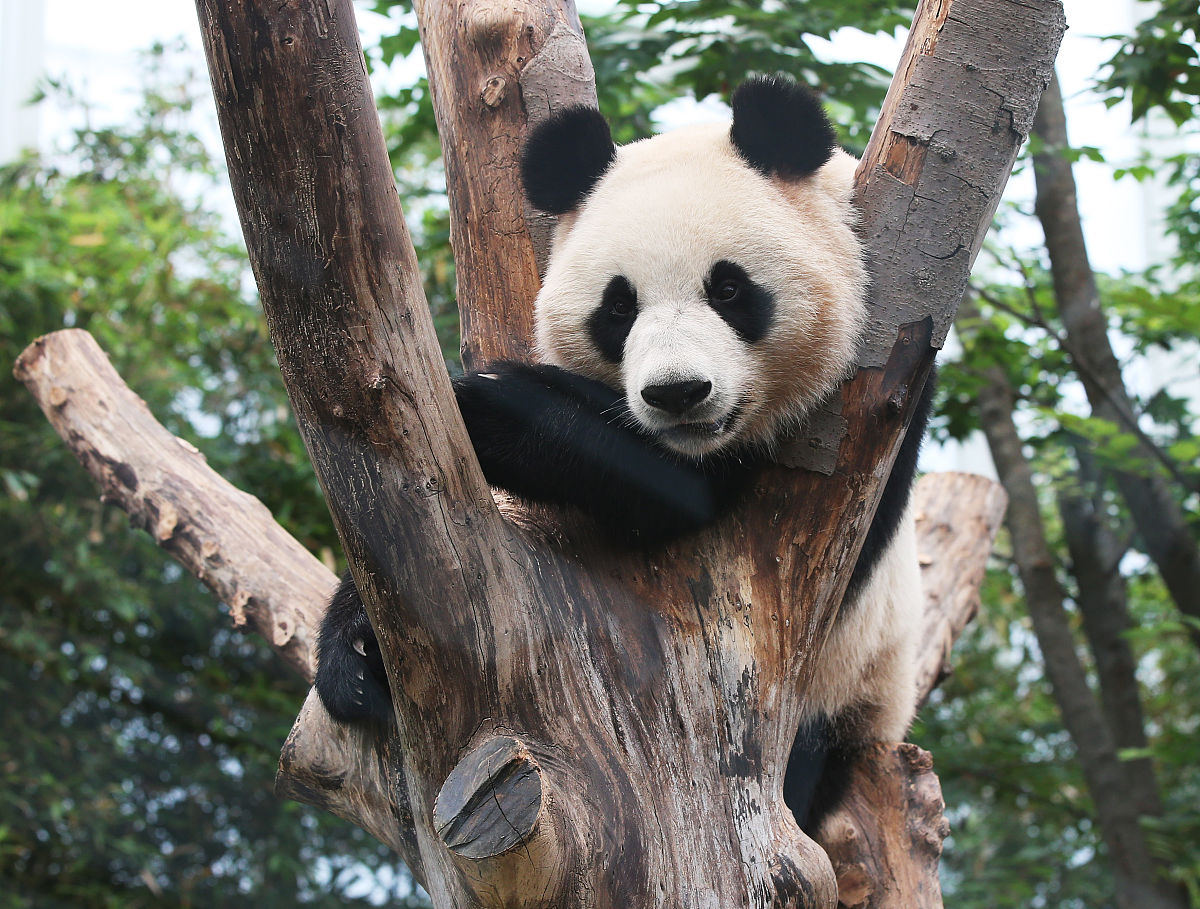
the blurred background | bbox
[1,1,1197,906]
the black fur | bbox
[315,573,392,725]
[730,75,837,179]
[782,717,859,834]
[588,275,638,363]
[704,260,775,344]
[521,107,616,214]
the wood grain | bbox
[414,0,597,367]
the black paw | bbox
[315,571,394,725]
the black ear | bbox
[521,107,616,214]
[730,75,837,179]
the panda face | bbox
[534,122,867,459]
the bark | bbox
[815,745,948,909]
[1032,71,1200,645]
[414,0,597,367]
[912,472,1009,706]
[1057,448,1163,824]
[972,342,1186,909]
[187,0,1062,904]
[13,324,1005,903]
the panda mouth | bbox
[662,405,743,442]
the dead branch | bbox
[13,328,329,682]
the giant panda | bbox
[316,74,933,834]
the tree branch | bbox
[13,328,329,682]
[414,0,597,367]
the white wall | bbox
[0,0,46,161]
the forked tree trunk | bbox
[183,0,1062,905]
[13,0,1061,905]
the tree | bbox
[15,0,1065,905]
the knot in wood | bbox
[433,736,542,859]
[481,75,507,108]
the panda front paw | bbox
[315,571,394,725]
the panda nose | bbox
[641,380,712,415]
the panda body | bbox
[315,75,929,833]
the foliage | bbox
[1101,0,1200,126]
[928,255,1200,902]
[0,49,424,908]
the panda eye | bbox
[610,296,634,317]
[714,279,741,303]
[602,275,637,319]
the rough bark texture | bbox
[974,352,1186,909]
[414,0,597,367]
[11,320,1004,903]
[12,328,328,682]
[188,0,1063,904]
[912,472,1008,707]
[1032,71,1200,645]
[815,745,948,909]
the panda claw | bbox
[352,638,367,657]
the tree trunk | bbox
[1057,447,1164,825]
[971,316,1186,909]
[1032,71,1200,645]
[186,0,1062,904]
[413,0,597,366]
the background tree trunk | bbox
[1032,72,1200,642]
[1057,448,1163,825]
[968,299,1186,909]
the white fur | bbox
[803,510,922,741]
[533,119,918,745]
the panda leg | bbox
[783,719,860,834]
[314,570,393,725]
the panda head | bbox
[521,75,867,459]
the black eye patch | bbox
[704,261,774,344]
[588,275,638,363]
